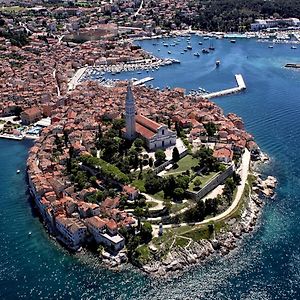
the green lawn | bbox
[135,245,151,264]
[147,201,158,208]
[132,179,146,193]
[175,236,190,248]
[189,172,218,191]
[165,155,198,175]
[170,201,191,214]
[151,190,165,201]
[182,227,212,241]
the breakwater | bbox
[203,74,246,99]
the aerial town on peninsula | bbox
[0,0,282,275]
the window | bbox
[162,129,165,135]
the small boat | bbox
[163,43,169,47]
[194,52,200,57]
[198,41,203,45]
[158,49,160,51]
[181,52,184,54]
[203,37,209,40]
[167,51,171,54]
[137,71,142,74]
[268,45,274,48]
[291,46,297,49]
[230,39,236,43]
[184,48,188,52]
[187,45,192,50]
[170,43,176,47]
[28,232,32,236]
[209,40,215,50]
[216,60,221,67]
[202,48,209,54]
[17,170,20,174]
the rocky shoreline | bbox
[141,156,277,277]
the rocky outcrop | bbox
[142,193,266,277]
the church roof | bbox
[135,122,156,139]
[135,114,162,132]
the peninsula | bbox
[0,0,279,276]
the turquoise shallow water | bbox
[1,36,300,299]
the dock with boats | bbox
[203,74,246,99]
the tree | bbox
[205,198,218,216]
[167,118,171,129]
[140,222,153,243]
[193,178,202,190]
[149,157,154,168]
[155,149,166,163]
[112,118,125,130]
[173,187,185,201]
[163,176,177,198]
[172,147,180,162]
[204,122,217,137]
[144,172,163,194]
[134,138,144,149]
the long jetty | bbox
[203,74,246,99]
[133,77,154,86]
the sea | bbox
[1,35,300,299]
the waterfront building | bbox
[21,107,42,125]
[85,216,125,252]
[55,215,87,248]
[251,18,300,31]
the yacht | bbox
[291,46,297,49]
[194,52,200,57]
[202,48,209,54]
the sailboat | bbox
[209,39,215,51]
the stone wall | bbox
[186,164,235,201]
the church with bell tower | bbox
[124,82,177,150]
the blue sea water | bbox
[1,36,300,299]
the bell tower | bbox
[125,81,136,140]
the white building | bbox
[55,215,87,248]
[251,18,300,31]
[85,216,125,252]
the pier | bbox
[0,134,24,141]
[203,74,246,99]
[133,77,154,86]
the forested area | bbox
[175,0,300,31]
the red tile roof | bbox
[135,114,162,131]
